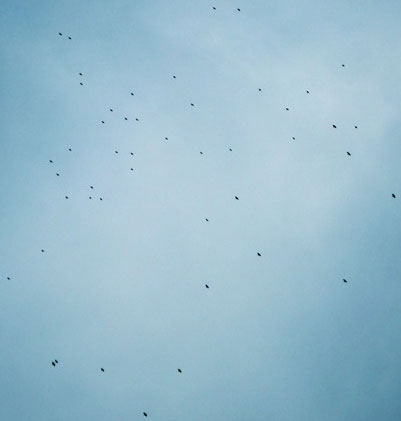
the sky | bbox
[1,0,401,420]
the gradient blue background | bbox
[1,1,401,420]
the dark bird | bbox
[136,118,139,121]
[49,160,53,163]
[101,368,104,372]
[213,7,216,10]
[200,151,203,155]
[58,32,62,36]
[51,362,56,366]
[130,92,134,96]
[205,218,209,222]
[143,413,148,417]
[165,137,168,140]
[99,197,103,201]
[235,196,239,200]
[80,82,83,86]
[90,186,94,189]
[56,173,60,176]
[347,152,351,156]
[257,252,261,256]
[229,148,232,151]
[41,249,45,253]
[55,360,58,364]
[89,196,92,199]
[392,193,396,198]
[205,284,209,289]
[292,137,295,140]
[332,124,337,128]
[342,64,345,67]
[101,121,105,124]
[115,150,118,154]
[130,152,134,156]
[190,103,195,106]
[65,196,69,199]
[68,148,72,151]
[237,8,241,11]
[285,107,289,111]
[258,88,262,92]
[79,73,83,76]
[130,168,133,171]
[354,125,358,129]
[68,36,72,40]
[306,90,310,94]
[173,75,176,79]
[7,277,10,280]
[124,117,128,121]
[178,368,182,373]
[343,278,348,283]
[110,109,113,112]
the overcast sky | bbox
[1,1,401,420]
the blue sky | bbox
[1,1,401,420]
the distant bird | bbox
[56,173,60,176]
[285,107,289,111]
[235,196,239,200]
[257,252,261,256]
[143,413,148,417]
[200,151,203,155]
[229,148,232,151]
[55,360,58,364]
[342,64,345,67]
[178,368,182,373]
[136,118,139,121]
[68,148,72,151]
[213,7,216,10]
[292,137,295,140]
[115,150,118,154]
[130,168,133,171]
[173,75,176,79]
[7,277,10,280]
[258,88,262,92]
[354,125,358,129]
[99,197,103,201]
[101,121,105,124]
[124,117,128,121]
[347,152,351,156]
[89,196,92,199]
[79,82,83,86]
[205,284,209,289]
[41,249,45,253]
[79,73,83,76]
[110,109,113,112]
[130,152,134,156]
[68,36,71,40]
[332,124,337,128]
[343,278,348,283]
[205,218,209,222]
[58,32,62,36]
[392,193,396,198]
[130,92,134,96]
[101,368,104,372]
[165,137,168,140]
[49,160,53,163]
[190,103,195,107]
[90,186,94,189]
[306,90,310,94]
[65,196,69,199]
[237,8,241,11]
[51,362,55,367]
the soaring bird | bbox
[354,125,358,129]
[49,160,53,163]
[229,148,232,151]
[101,121,105,124]
[200,151,203,155]
[80,82,83,86]
[306,90,310,94]
[124,117,128,121]
[130,152,134,156]
[178,368,182,373]
[143,413,148,417]
[56,173,60,176]
[235,196,239,200]
[173,75,176,79]
[89,196,92,199]
[68,36,71,40]
[213,7,216,10]
[205,284,209,289]
[58,32,62,36]
[165,137,168,140]
[347,152,351,156]
[110,109,113,112]
[99,197,103,201]
[257,252,261,256]
[55,360,58,364]
[7,277,10,280]
[258,88,262,92]
[51,362,56,367]
[68,148,72,151]
[190,103,195,107]
[101,368,105,372]
[90,186,94,189]
[237,8,241,11]
[79,73,83,76]
[41,249,45,253]
[130,92,134,96]
[115,150,118,154]
[343,279,348,283]
[332,124,337,128]
[65,196,69,199]
[392,193,396,198]
[342,64,345,67]
[285,107,289,111]
[136,118,139,121]
[130,168,133,171]
[205,218,209,222]
[292,137,295,140]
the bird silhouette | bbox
[200,151,203,155]
[237,8,241,11]
[342,64,345,67]
[213,7,216,10]
[130,92,134,96]
[89,196,92,199]
[65,196,69,199]
[130,168,133,171]
[257,252,261,256]
[55,360,58,364]
[101,368,104,372]
[90,186,94,189]
[79,73,83,76]
[332,124,337,128]
[143,413,148,417]
[347,152,351,156]
[190,103,195,107]
[79,82,83,86]
[354,125,358,129]
[99,197,103,201]
[130,152,134,156]
[292,137,295,140]
[101,121,105,124]
[68,36,71,40]
[58,32,62,36]
[165,137,168,140]
[115,150,118,154]
[343,279,348,283]
[306,90,310,94]
[178,368,182,373]
[51,362,55,367]
[205,218,209,222]
[205,284,209,289]
[285,107,289,111]
[49,160,53,163]
[124,117,128,121]
[235,196,239,200]
[392,193,396,198]
[229,148,232,151]
[110,109,113,112]
[68,148,72,151]
[41,249,45,253]
[258,88,262,92]
[173,75,176,79]
[136,118,139,121]
[7,277,10,280]
[56,173,60,176]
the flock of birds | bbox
[2,5,398,419]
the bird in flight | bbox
[177,368,182,373]
[237,8,241,11]
[51,362,56,367]
[342,64,345,67]
[258,88,262,92]
[306,90,310,94]
[130,92,134,96]
[101,368,105,372]
[354,125,358,129]
[205,284,209,289]
[257,252,261,256]
[235,196,239,200]
[190,103,195,107]
[332,124,337,128]
[124,117,128,121]
[343,279,348,283]
[347,152,351,156]
[205,218,209,222]
[165,137,168,140]
[292,137,295,140]
[213,7,216,10]
[110,109,113,112]
[143,413,148,417]
[392,193,396,198]
[285,107,289,111]
[58,32,62,36]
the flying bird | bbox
[178,368,182,373]
[101,368,104,372]
[49,160,53,163]
[258,88,262,92]
[41,249,45,253]
[115,150,118,154]
[392,193,396,198]
[110,109,113,112]
[205,218,209,222]
[143,413,148,417]
[213,6,216,10]
[136,118,139,121]
[229,148,232,151]
[79,82,83,86]
[130,152,134,156]
[306,90,310,94]
[51,362,55,367]
[89,196,92,199]
[200,151,203,155]
[130,168,133,171]
[130,92,134,96]
[165,137,168,140]
[285,107,289,111]
[124,117,128,121]
[68,36,71,40]
[99,197,103,201]
[237,8,241,11]
[292,137,295,140]
[332,124,337,128]
[347,152,351,156]
[58,32,62,36]
[205,284,209,289]
[7,277,10,280]
[342,64,345,67]
[79,73,83,76]
[65,196,69,199]
[101,121,105,124]
[55,360,58,364]
[190,103,195,107]
[173,75,176,79]
[343,279,348,283]
[257,252,261,256]
[90,186,94,189]
[235,196,239,200]
[68,148,72,151]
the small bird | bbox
[41,249,45,253]
[354,125,358,129]
[58,32,62,36]
[178,368,182,373]
[136,118,139,121]
[347,152,351,156]
[130,152,134,156]
[79,73,83,76]
[332,124,337,128]
[213,7,216,10]
[89,196,92,199]
[130,168,133,171]
[257,252,261,256]
[56,173,60,176]
[285,107,289,111]
[292,137,295,140]
[173,75,176,79]
[306,90,310,94]
[90,186,94,189]
[51,362,56,367]
[79,82,83,86]
[200,151,203,155]
[237,8,241,11]
[190,103,195,107]
[7,277,10,280]
[99,197,103,201]
[65,196,69,199]
[343,279,348,283]
[68,36,71,40]
[165,137,168,140]
[68,148,72,151]
[143,413,148,417]
[101,368,104,372]
[392,193,396,198]
[258,88,262,92]
[130,92,134,96]
[115,150,118,154]
[55,360,58,364]
[101,121,105,124]
[205,284,209,289]
[205,218,209,222]
[49,160,53,163]
[110,109,113,112]
[235,196,239,200]
[124,117,128,121]
[229,148,232,151]
[342,64,345,67]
